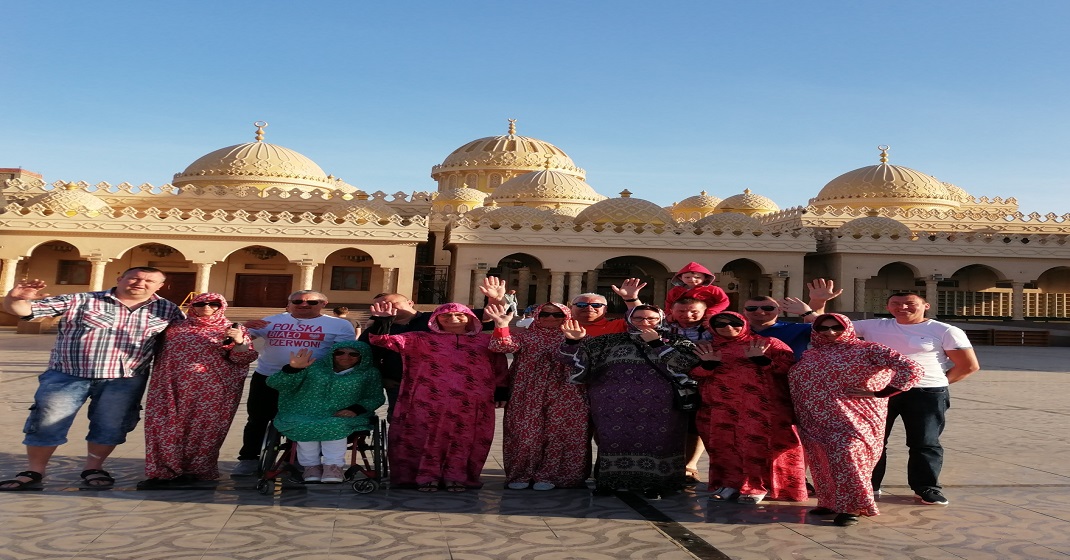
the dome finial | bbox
[878,144,889,163]
[508,118,517,136]
[254,121,269,142]
[620,189,632,198]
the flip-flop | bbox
[80,469,115,489]
[416,482,439,493]
[445,481,467,493]
[0,471,43,491]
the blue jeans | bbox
[23,369,148,447]
[872,386,950,493]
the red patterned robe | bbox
[369,303,508,488]
[490,303,589,488]
[789,313,922,516]
[691,311,808,501]
[144,293,257,480]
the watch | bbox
[800,310,816,317]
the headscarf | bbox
[809,313,858,347]
[625,304,666,335]
[708,311,756,348]
[706,310,795,375]
[185,292,232,329]
[305,339,377,377]
[427,302,483,335]
[524,302,571,346]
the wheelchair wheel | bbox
[376,418,389,479]
[352,478,378,494]
[258,421,282,477]
[255,479,273,495]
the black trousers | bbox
[237,373,279,461]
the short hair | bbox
[288,289,327,300]
[570,293,607,305]
[887,291,925,303]
[373,292,412,300]
[671,297,707,308]
[332,306,349,315]
[120,266,165,279]
[745,295,776,303]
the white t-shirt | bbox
[853,318,973,388]
[248,313,356,376]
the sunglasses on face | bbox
[712,321,744,328]
[572,302,606,309]
[333,350,360,357]
[291,300,322,305]
[538,312,567,318]
[744,305,778,312]
[191,301,223,308]
[813,324,845,332]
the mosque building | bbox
[3,121,1069,324]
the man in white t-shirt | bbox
[853,292,980,506]
[232,290,356,475]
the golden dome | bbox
[694,212,764,234]
[490,169,605,207]
[431,120,585,191]
[671,190,723,221]
[327,193,396,223]
[173,122,336,192]
[838,215,913,239]
[810,147,959,211]
[463,199,498,221]
[575,190,674,226]
[25,183,110,217]
[432,187,488,214]
[715,189,779,216]
[941,182,972,203]
[480,205,553,226]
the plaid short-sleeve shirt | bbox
[29,289,184,379]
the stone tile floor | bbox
[0,328,1068,559]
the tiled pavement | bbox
[1,328,1068,559]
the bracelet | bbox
[623,298,638,302]
[800,310,816,317]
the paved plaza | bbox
[0,327,1068,559]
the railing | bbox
[864,290,1070,319]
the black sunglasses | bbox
[538,312,567,318]
[572,302,606,309]
[744,305,778,312]
[191,301,223,308]
[291,299,323,305]
[813,325,845,332]
[712,320,745,328]
[333,350,360,357]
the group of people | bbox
[0,263,980,529]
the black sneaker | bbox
[834,513,859,526]
[915,488,949,505]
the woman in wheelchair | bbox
[267,341,385,483]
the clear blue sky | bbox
[4,1,1068,213]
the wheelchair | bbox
[255,417,388,495]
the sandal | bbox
[0,470,43,491]
[737,492,766,505]
[80,469,115,489]
[710,486,739,501]
[416,482,439,493]
[684,469,701,486]
[445,481,467,493]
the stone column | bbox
[535,272,549,304]
[194,262,213,294]
[585,269,599,293]
[517,267,531,308]
[770,276,787,302]
[471,269,488,307]
[853,278,867,313]
[89,257,110,291]
[1011,281,1025,321]
[1,258,21,293]
[566,272,583,304]
[924,280,939,318]
[298,261,317,291]
[549,271,566,304]
[451,266,473,306]
[652,276,666,308]
[381,267,397,295]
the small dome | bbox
[715,189,779,216]
[491,169,605,204]
[173,122,336,192]
[575,190,674,226]
[838,215,913,239]
[694,212,764,234]
[25,183,110,217]
[432,187,488,214]
[328,193,396,222]
[810,147,959,211]
[463,199,498,221]
[480,205,553,225]
[671,190,723,221]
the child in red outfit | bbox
[665,262,730,319]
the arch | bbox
[23,241,94,290]
[221,244,294,263]
[949,264,1007,288]
[489,253,546,309]
[596,256,672,312]
[720,259,766,308]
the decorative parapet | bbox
[815,228,1070,258]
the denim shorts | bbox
[23,369,148,447]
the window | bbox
[57,260,91,285]
[331,266,371,291]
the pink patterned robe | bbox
[369,303,508,488]
[789,313,923,516]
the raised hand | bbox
[637,328,661,342]
[778,297,810,315]
[560,319,587,340]
[289,348,315,368]
[744,338,771,358]
[807,278,843,302]
[479,276,507,303]
[369,300,398,317]
[611,278,647,300]
[694,341,721,362]
[484,303,514,328]
[7,279,48,300]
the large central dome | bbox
[810,147,960,211]
[431,120,585,193]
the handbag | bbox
[632,338,700,411]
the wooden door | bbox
[233,274,293,307]
[157,272,196,305]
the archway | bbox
[489,253,545,310]
[721,259,764,311]
[597,256,670,313]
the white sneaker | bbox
[321,464,344,483]
[231,459,258,477]
[303,465,323,482]
[507,481,530,490]
[532,482,556,491]
[738,492,766,505]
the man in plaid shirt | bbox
[0,267,183,490]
